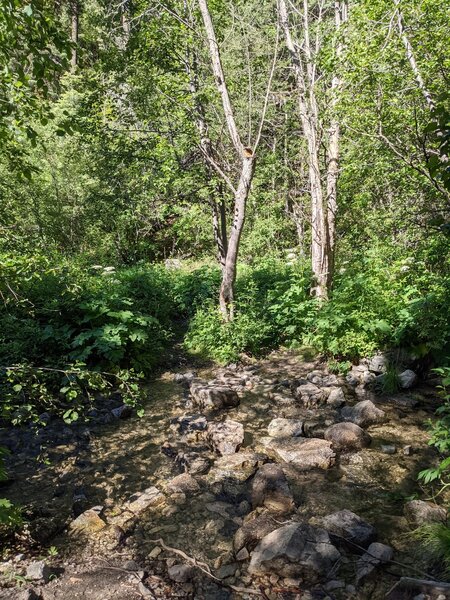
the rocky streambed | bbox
[0,350,449,599]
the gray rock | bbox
[111,404,132,419]
[319,509,376,550]
[216,563,237,579]
[356,542,393,584]
[306,370,325,386]
[26,561,52,583]
[341,400,385,428]
[126,486,165,514]
[295,383,325,407]
[404,500,447,528]
[326,387,346,408]
[399,369,418,389]
[403,445,413,456]
[324,422,371,451]
[248,523,340,581]
[380,444,396,455]
[368,354,388,374]
[234,514,280,552]
[16,590,41,600]
[236,547,250,561]
[167,473,200,494]
[361,371,376,386]
[267,418,303,438]
[251,464,294,514]
[260,436,335,471]
[168,564,194,583]
[346,371,360,387]
[208,420,244,455]
[190,382,239,410]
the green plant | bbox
[0,448,22,531]
[412,523,450,575]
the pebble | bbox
[149,546,162,559]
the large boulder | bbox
[248,523,340,581]
[208,420,244,455]
[260,436,335,471]
[404,500,447,528]
[341,400,385,428]
[267,418,303,438]
[250,464,294,514]
[324,422,371,451]
[318,509,376,550]
[368,354,388,374]
[190,382,239,410]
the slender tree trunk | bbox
[393,0,435,111]
[70,0,79,70]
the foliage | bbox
[412,523,450,575]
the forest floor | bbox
[0,349,447,599]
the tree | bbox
[197,0,278,320]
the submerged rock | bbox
[318,509,377,550]
[190,382,239,410]
[324,422,371,451]
[267,418,303,438]
[248,523,340,581]
[341,400,385,428]
[260,436,335,471]
[208,420,244,455]
[250,463,294,514]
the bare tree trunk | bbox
[70,0,79,70]
[326,0,347,286]
[393,0,435,111]
[278,0,328,299]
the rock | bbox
[251,464,294,514]
[69,507,106,535]
[167,473,200,494]
[326,387,346,408]
[306,370,325,386]
[216,563,237,579]
[111,404,132,419]
[248,523,340,582]
[209,451,267,483]
[126,487,165,515]
[355,542,393,584]
[341,400,385,428]
[380,444,396,455]
[236,547,250,561]
[319,509,377,550]
[324,422,371,451]
[171,414,208,436]
[398,369,418,389]
[26,561,52,583]
[267,418,303,438]
[174,371,197,386]
[234,514,280,552]
[176,451,211,475]
[368,354,388,374]
[190,382,240,410]
[168,564,194,583]
[260,436,335,471]
[208,420,244,455]
[346,371,360,387]
[16,590,41,600]
[324,580,345,591]
[403,445,413,456]
[404,500,447,528]
[295,383,325,407]
[361,371,376,386]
